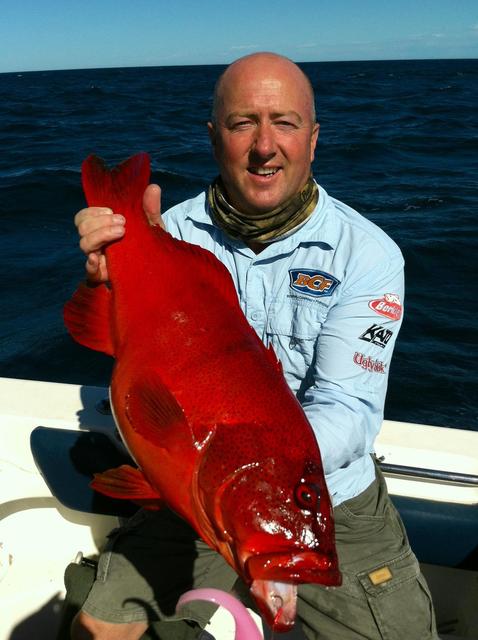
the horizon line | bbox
[1,55,477,76]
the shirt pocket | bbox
[266,301,326,370]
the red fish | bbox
[64,153,341,631]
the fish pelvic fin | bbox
[125,372,194,452]
[63,282,115,356]
[91,464,163,509]
[81,153,150,211]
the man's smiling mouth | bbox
[248,167,280,177]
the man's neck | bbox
[208,176,318,247]
[246,240,266,254]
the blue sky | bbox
[1,0,477,73]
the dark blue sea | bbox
[0,59,476,430]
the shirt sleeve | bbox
[301,253,404,476]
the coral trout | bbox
[64,153,340,631]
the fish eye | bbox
[294,482,319,511]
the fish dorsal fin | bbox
[125,372,194,451]
[63,282,114,356]
[91,464,163,509]
[81,153,150,211]
[150,226,242,310]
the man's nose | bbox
[252,123,276,157]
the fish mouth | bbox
[246,550,341,585]
[245,551,341,630]
[249,579,297,632]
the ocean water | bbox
[0,59,476,430]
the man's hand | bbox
[75,184,162,283]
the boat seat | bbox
[30,426,137,517]
[391,495,478,569]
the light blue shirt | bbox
[164,185,404,506]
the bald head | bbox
[211,52,316,124]
[206,51,319,216]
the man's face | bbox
[208,58,319,215]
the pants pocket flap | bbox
[357,548,420,597]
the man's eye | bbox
[275,121,296,129]
[230,121,253,130]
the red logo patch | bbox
[369,293,402,321]
[353,352,386,374]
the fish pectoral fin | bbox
[125,374,194,451]
[64,282,114,356]
[91,464,163,509]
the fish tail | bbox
[81,152,151,213]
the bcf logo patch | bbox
[289,269,340,297]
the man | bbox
[71,52,437,639]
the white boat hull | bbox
[1,377,477,639]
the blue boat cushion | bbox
[30,426,137,517]
[391,495,478,569]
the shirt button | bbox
[251,311,261,321]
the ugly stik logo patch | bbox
[289,269,340,298]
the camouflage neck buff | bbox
[207,176,318,244]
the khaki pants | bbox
[297,466,438,639]
[82,463,438,639]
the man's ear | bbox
[310,123,320,162]
[207,121,216,146]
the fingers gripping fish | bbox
[64,153,341,631]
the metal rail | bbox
[378,460,478,487]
